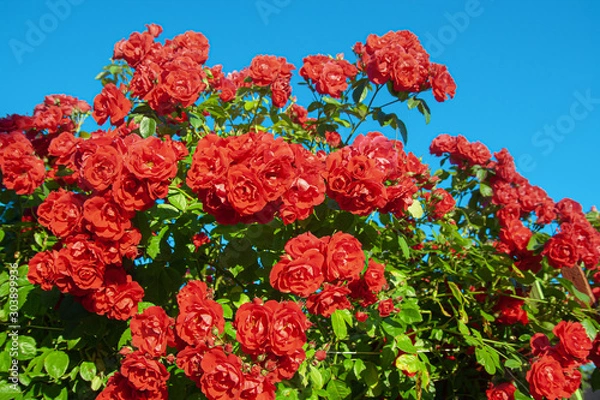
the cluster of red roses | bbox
[299,55,358,98]
[112,24,212,115]
[353,30,456,102]
[185,130,325,225]
[27,129,188,320]
[0,95,90,194]
[270,231,391,319]
[98,281,310,400]
[525,321,592,400]
[325,131,452,218]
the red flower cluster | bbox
[248,55,295,108]
[0,95,90,194]
[492,291,528,325]
[186,131,325,225]
[325,131,439,217]
[270,232,388,317]
[300,55,358,98]
[98,306,175,399]
[29,132,187,319]
[526,321,592,400]
[354,30,456,101]
[93,83,132,126]
[170,281,309,400]
[543,198,600,270]
[113,24,210,115]
[430,134,492,167]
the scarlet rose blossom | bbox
[27,250,58,291]
[120,351,170,393]
[92,83,131,126]
[429,133,458,156]
[112,173,155,212]
[364,259,387,293]
[526,355,570,400]
[429,63,456,102]
[176,299,225,346]
[348,278,378,307]
[200,348,244,400]
[325,131,342,148]
[169,30,210,65]
[124,136,180,182]
[270,348,306,382]
[162,68,206,107]
[589,333,600,368]
[269,250,325,297]
[176,344,208,386]
[113,29,156,67]
[306,284,352,317]
[96,373,140,400]
[36,188,84,238]
[241,369,276,400]
[284,232,327,258]
[378,298,396,317]
[486,382,516,400]
[427,188,456,219]
[0,155,46,195]
[79,143,123,191]
[266,300,309,356]
[226,164,267,215]
[131,306,175,357]
[234,299,272,355]
[83,195,132,241]
[54,238,106,293]
[553,321,592,361]
[325,232,366,282]
[270,77,292,108]
[249,55,295,87]
[530,333,552,357]
[543,234,579,269]
[493,293,528,325]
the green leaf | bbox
[308,366,324,390]
[591,367,600,392]
[398,236,410,259]
[479,183,493,197]
[79,361,97,382]
[44,351,69,380]
[475,346,499,375]
[361,362,379,388]
[396,118,408,144]
[353,358,366,378]
[147,226,169,259]
[504,358,522,369]
[396,334,417,353]
[395,353,420,375]
[399,307,422,324]
[331,309,348,340]
[16,336,36,360]
[326,380,351,400]
[139,116,156,138]
[352,79,369,104]
[168,193,187,212]
[91,376,103,391]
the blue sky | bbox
[1,0,599,210]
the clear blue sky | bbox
[1,0,599,210]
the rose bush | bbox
[1,24,599,400]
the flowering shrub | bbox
[1,24,599,400]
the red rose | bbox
[120,351,169,393]
[553,321,592,361]
[486,382,516,400]
[271,77,292,108]
[269,348,306,382]
[200,347,244,400]
[55,239,105,292]
[325,131,342,148]
[315,62,347,98]
[170,30,210,65]
[306,284,352,317]
[186,134,229,192]
[83,266,144,320]
[249,55,294,87]
[162,69,205,107]
[176,344,208,385]
[83,195,132,240]
[429,134,458,156]
[234,299,272,355]
[284,232,326,258]
[92,83,131,126]
[378,298,396,317]
[176,291,224,346]
[269,250,325,297]
[266,300,309,356]
[429,63,456,102]
[543,234,578,268]
[493,293,528,325]
[125,136,180,182]
[530,333,552,357]
[364,259,387,293]
[79,144,123,191]
[131,306,175,357]
[112,173,155,212]
[0,155,45,195]
[241,369,276,400]
[96,373,139,400]
[27,250,58,291]
[526,355,570,400]
[590,333,600,368]
[36,188,84,238]
[226,164,267,216]
[325,232,366,282]
[428,188,456,219]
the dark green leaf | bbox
[326,380,351,400]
